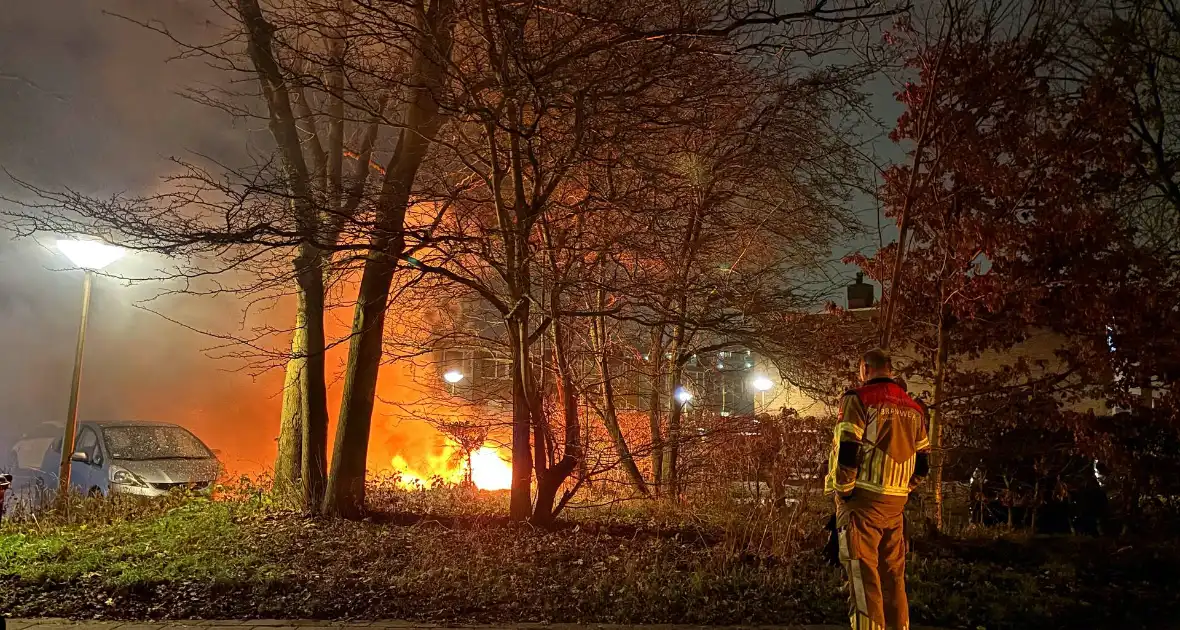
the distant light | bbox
[57,239,125,270]
[443,370,465,384]
[717,363,724,369]
[752,376,774,392]
[675,387,692,404]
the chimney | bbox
[847,273,875,309]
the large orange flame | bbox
[469,446,513,490]
[389,441,512,491]
[165,255,520,488]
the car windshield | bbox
[102,425,212,460]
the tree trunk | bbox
[592,315,648,497]
[878,46,947,351]
[532,473,562,526]
[647,327,665,495]
[930,303,951,533]
[321,254,396,518]
[237,0,328,512]
[663,371,683,498]
[662,316,687,499]
[532,454,577,526]
[295,248,329,512]
[578,410,591,485]
[509,320,535,521]
[1030,479,1040,533]
[661,190,699,499]
[532,367,577,527]
[275,315,305,494]
[530,308,582,526]
[320,0,454,518]
[274,7,382,506]
[600,387,649,498]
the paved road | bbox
[3,621,950,630]
[3,622,848,630]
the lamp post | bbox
[443,369,464,395]
[56,239,124,495]
[751,375,774,414]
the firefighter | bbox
[826,349,930,630]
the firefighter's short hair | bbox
[862,348,892,372]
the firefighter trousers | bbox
[836,491,909,630]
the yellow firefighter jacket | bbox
[825,377,931,498]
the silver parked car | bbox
[46,421,220,497]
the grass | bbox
[2,482,1178,628]
[0,500,262,585]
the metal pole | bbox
[720,379,726,416]
[58,270,94,496]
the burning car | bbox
[47,421,220,497]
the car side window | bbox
[75,428,101,465]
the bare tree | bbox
[408,0,891,515]
[595,76,863,497]
[6,0,901,522]
[4,0,452,517]
[321,0,457,519]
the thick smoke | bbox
[0,0,895,487]
[0,0,476,481]
[0,0,277,475]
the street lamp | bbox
[443,369,464,394]
[751,376,774,414]
[675,386,692,405]
[55,239,124,495]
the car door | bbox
[71,427,102,494]
[41,437,63,486]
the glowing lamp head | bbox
[752,376,774,392]
[443,370,465,384]
[675,387,692,404]
[57,239,125,270]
